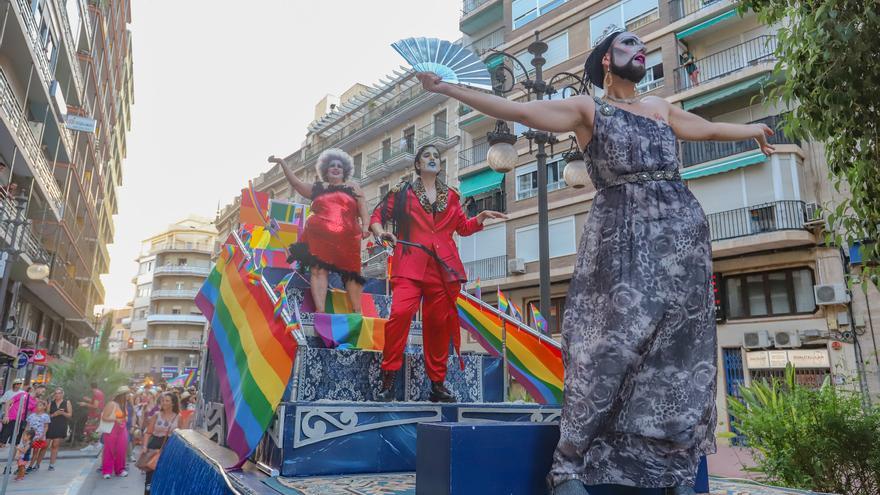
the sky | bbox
[100,1,463,308]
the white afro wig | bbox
[315,148,354,182]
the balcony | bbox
[465,189,506,216]
[146,314,207,326]
[708,200,815,257]
[150,242,213,255]
[151,289,200,300]
[416,121,458,153]
[0,70,64,218]
[680,114,794,168]
[464,255,508,282]
[153,265,212,277]
[463,0,493,15]
[674,36,777,93]
[669,0,727,22]
[469,27,506,55]
[126,339,201,351]
[55,0,85,98]
[461,0,503,35]
[365,140,415,179]
[458,141,489,171]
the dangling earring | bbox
[604,70,613,90]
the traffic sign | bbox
[32,349,47,364]
[14,352,28,369]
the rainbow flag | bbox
[239,183,269,226]
[497,288,510,314]
[456,293,563,404]
[530,303,549,335]
[300,289,379,317]
[269,199,308,230]
[166,369,195,388]
[195,248,298,466]
[510,301,524,321]
[312,313,387,351]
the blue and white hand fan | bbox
[391,37,493,90]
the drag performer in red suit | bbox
[271,149,370,314]
[370,144,506,402]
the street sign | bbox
[32,349,47,364]
[14,352,28,369]
[65,114,97,133]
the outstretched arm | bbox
[270,156,313,199]
[666,101,776,155]
[418,73,594,135]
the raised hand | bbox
[416,72,447,94]
[268,155,284,165]
[476,210,508,224]
[752,123,776,156]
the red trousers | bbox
[381,259,460,382]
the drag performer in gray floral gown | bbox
[414,30,776,494]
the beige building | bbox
[0,0,133,383]
[105,305,132,360]
[455,0,880,439]
[122,216,216,379]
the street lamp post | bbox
[483,32,588,325]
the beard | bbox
[610,58,646,84]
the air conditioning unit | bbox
[803,202,823,226]
[814,284,850,305]
[773,330,801,348]
[743,330,770,349]
[507,258,526,274]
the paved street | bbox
[0,448,145,495]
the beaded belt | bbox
[601,170,681,190]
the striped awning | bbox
[682,75,770,111]
[681,151,766,180]
[676,10,737,39]
[460,168,504,197]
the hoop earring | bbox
[604,70,613,90]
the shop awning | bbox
[459,168,504,197]
[681,151,766,180]
[682,75,770,111]
[676,9,737,39]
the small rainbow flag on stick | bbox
[530,303,549,335]
[510,301,524,322]
[497,288,510,314]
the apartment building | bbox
[122,217,216,380]
[456,0,880,438]
[105,305,131,360]
[0,0,133,383]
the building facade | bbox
[122,216,216,380]
[456,0,880,439]
[105,305,131,360]
[0,0,133,383]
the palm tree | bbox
[47,348,129,445]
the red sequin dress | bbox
[288,182,365,284]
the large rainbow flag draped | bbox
[300,289,380,317]
[195,246,298,466]
[312,313,387,351]
[456,293,563,404]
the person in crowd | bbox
[14,429,34,481]
[25,400,51,472]
[79,381,104,451]
[0,378,25,447]
[142,392,180,493]
[46,387,72,471]
[5,384,37,445]
[100,386,130,479]
[272,150,370,314]
[680,49,701,87]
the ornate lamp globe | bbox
[26,263,50,281]
[486,120,519,173]
[562,150,590,189]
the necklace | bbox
[603,93,640,104]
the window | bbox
[459,224,506,263]
[139,261,154,275]
[402,127,415,154]
[163,356,179,366]
[525,297,567,335]
[589,0,660,47]
[512,0,568,30]
[515,157,566,200]
[515,216,577,262]
[724,268,817,319]
[136,285,151,298]
[353,153,362,179]
[636,50,664,94]
[379,184,389,199]
[177,258,188,266]
[433,110,447,138]
[513,31,569,81]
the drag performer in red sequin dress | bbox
[270,149,369,313]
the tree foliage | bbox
[729,365,880,494]
[737,1,880,276]
[47,348,129,443]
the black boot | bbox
[375,370,397,402]
[429,381,456,403]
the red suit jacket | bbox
[371,183,483,282]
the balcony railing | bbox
[674,36,777,93]
[470,27,506,55]
[669,0,726,22]
[458,141,490,170]
[416,121,449,144]
[151,243,213,254]
[153,265,212,276]
[681,114,794,167]
[463,0,494,15]
[0,70,64,216]
[55,0,85,95]
[707,200,809,242]
[466,190,506,215]
[464,255,508,282]
[365,139,415,175]
[132,339,201,350]
[146,314,207,325]
[151,289,200,300]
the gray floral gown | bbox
[550,99,717,489]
